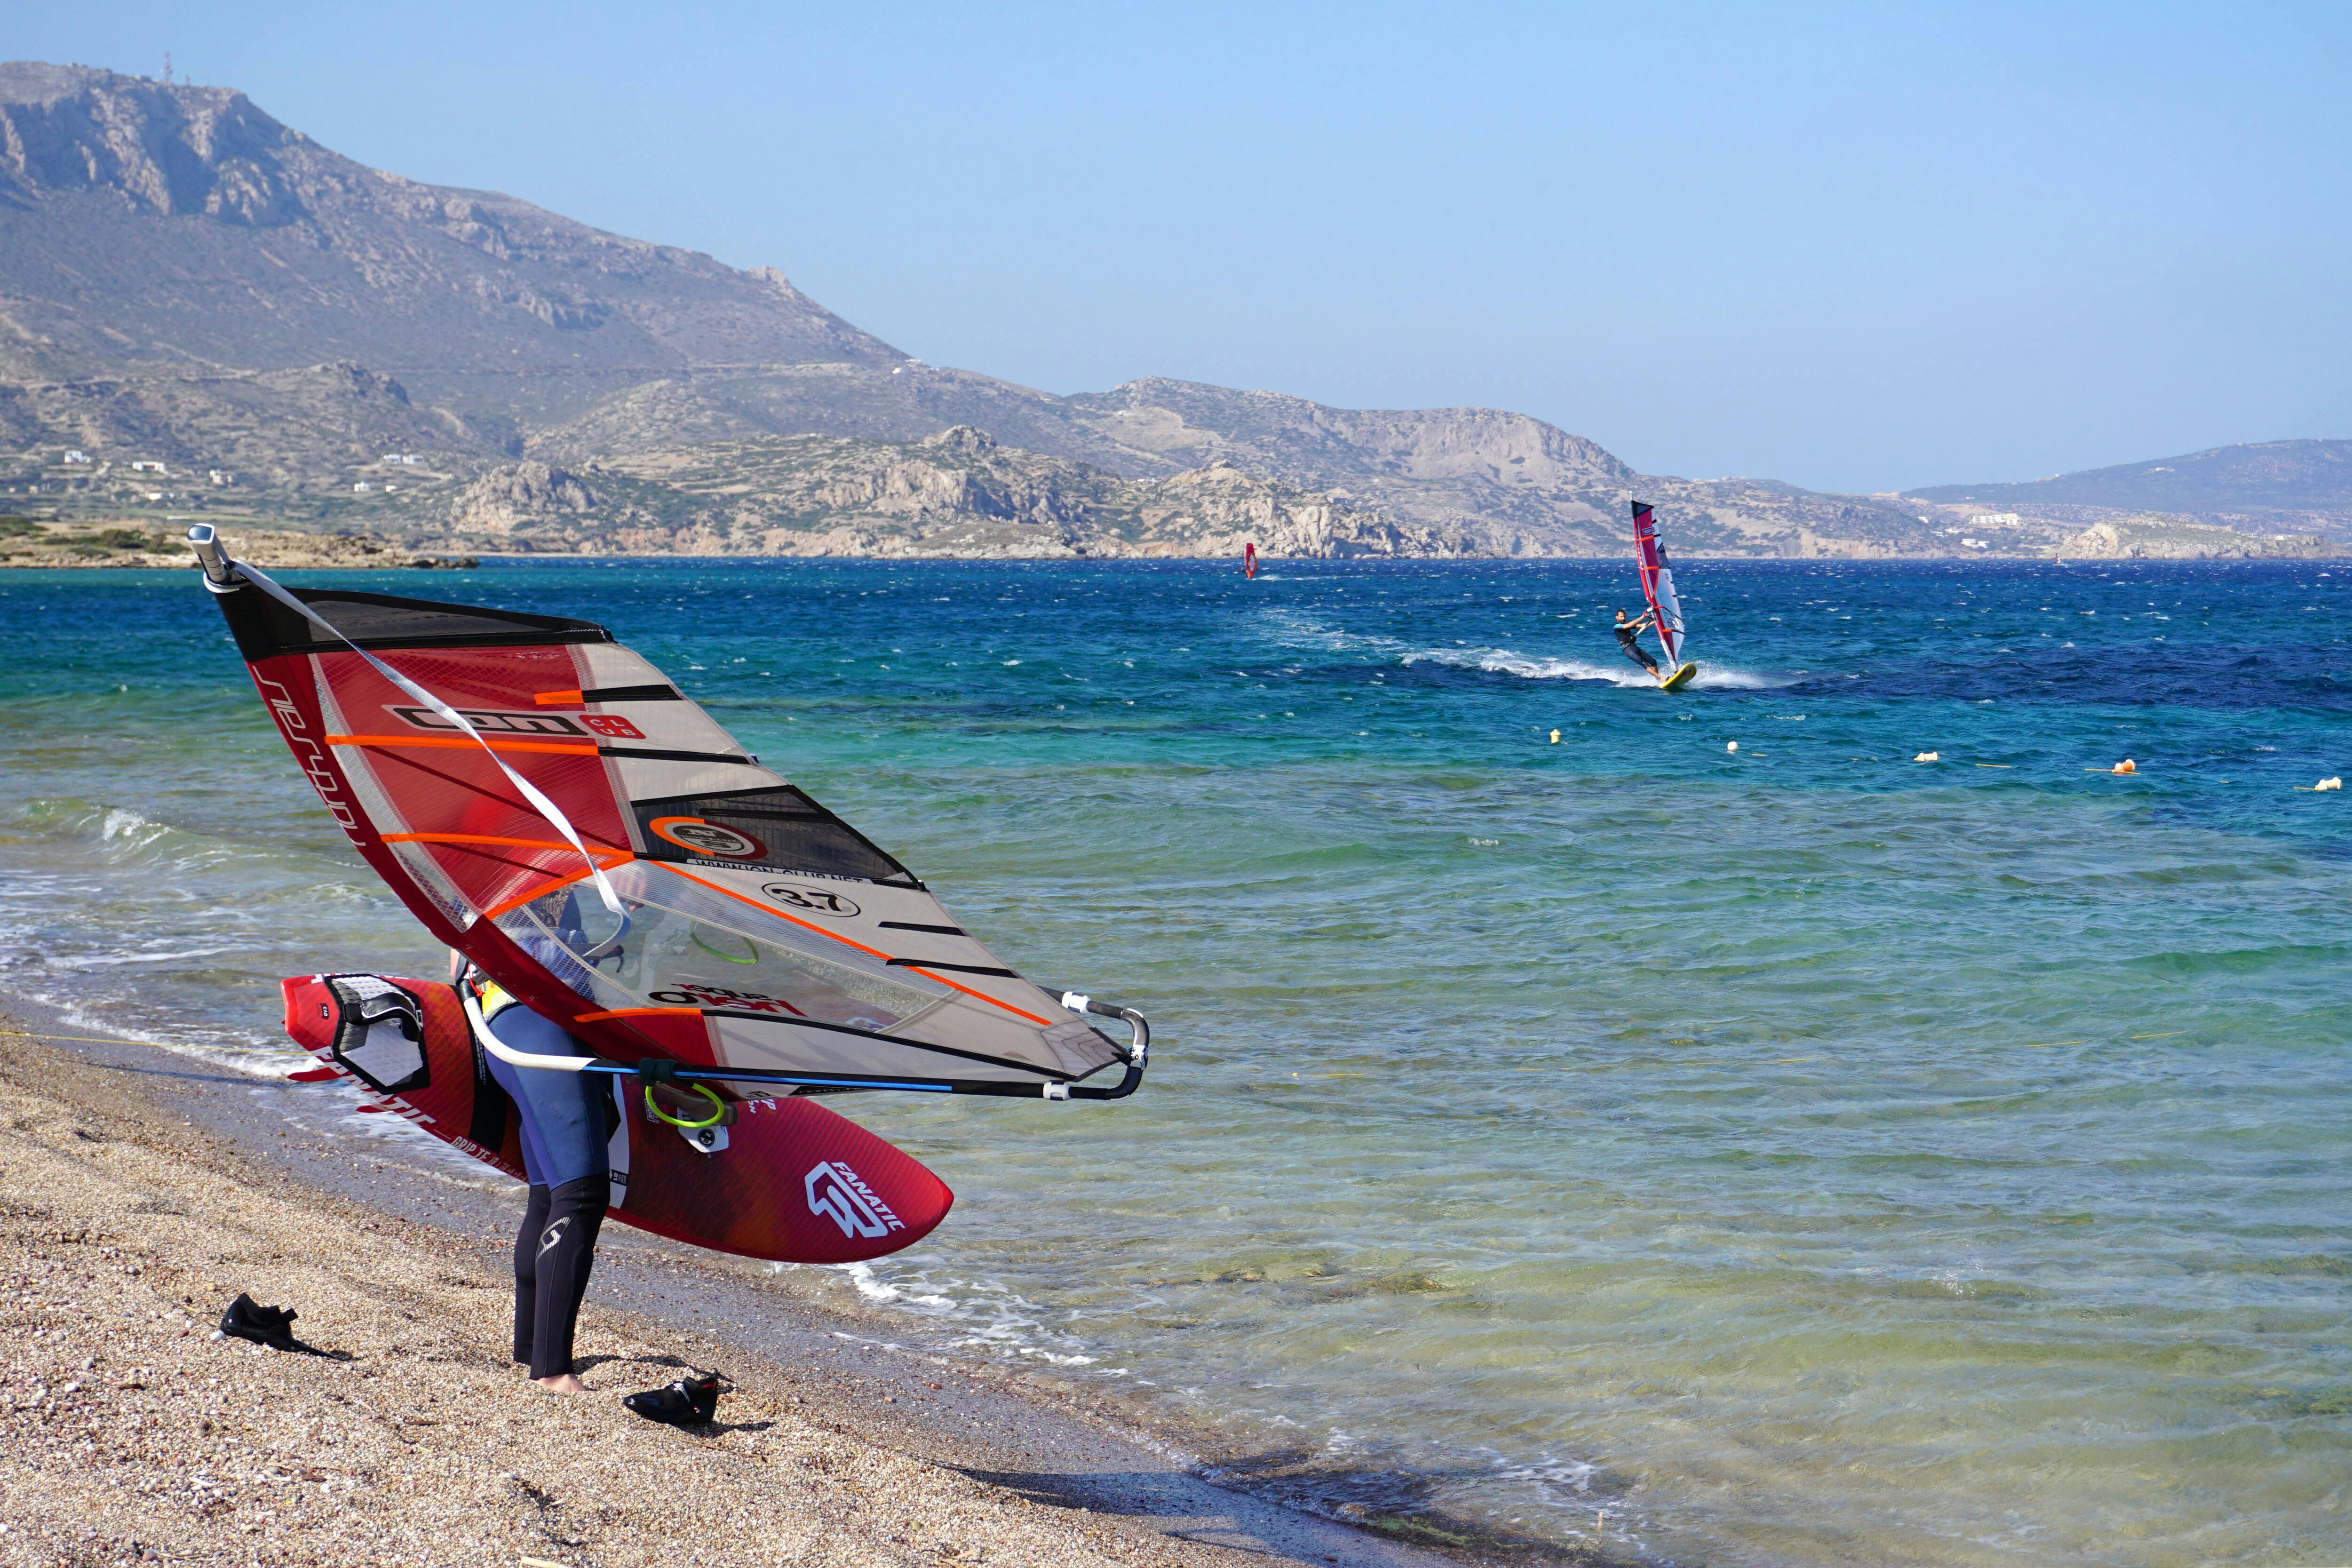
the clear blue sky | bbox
[18,2,2351,493]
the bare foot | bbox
[532,1373,589,1395]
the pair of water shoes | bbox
[623,1371,724,1426]
[225,1289,720,1426]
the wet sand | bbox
[0,999,1514,1568]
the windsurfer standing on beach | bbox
[452,937,611,1397]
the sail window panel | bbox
[493,891,620,1004]
[499,862,949,1034]
[707,1016,1050,1085]
[891,999,1126,1081]
[637,913,938,1034]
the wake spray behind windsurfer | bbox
[454,904,612,1395]
[1613,607,1661,678]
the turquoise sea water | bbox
[1,558,2347,1565]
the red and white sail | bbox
[1631,501,1686,669]
[193,544,1134,1100]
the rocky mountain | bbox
[1908,439,2352,542]
[522,369,1946,557]
[384,427,1475,560]
[1057,379,1944,557]
[0,62,897,394]
[1,61,2326,561]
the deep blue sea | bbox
[2,557,2347,1567]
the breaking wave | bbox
[1262,609,1790,689]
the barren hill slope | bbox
[394,426,1473,560]
[0,62,898,397]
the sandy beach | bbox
[0,1004,1494,1568]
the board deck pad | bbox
[1661,662,1698,692]
[281,974,953,1264]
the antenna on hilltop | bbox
[163,52,173,84]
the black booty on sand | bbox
[218,1293,325,1356]
[623,1372,723,1426]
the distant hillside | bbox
[0,62,897,394]
[0,59,2290,561]
[1908,439,2352,541]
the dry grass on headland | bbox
[0,520,478,572]
[0,1023,1481,1568]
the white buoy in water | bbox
[1915,751,1939,762]
[2317,777,2343,791]
[1549,730,1560,745]
[1726,741,1738,753]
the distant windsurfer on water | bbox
[1243,541,1258,579]
[1613,607,1661,678]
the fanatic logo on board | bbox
[805,1161,905,1239]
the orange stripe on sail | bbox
[481,865,598,919]
[652,862,1054,1028]
[534,690,585,706]
[894,965,1054,1024]
[326,734,598,756]
[573,1007,701,1024]
[385,832,632,859]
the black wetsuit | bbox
[1615,621,1659,673]
[485,1001,610,1381]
